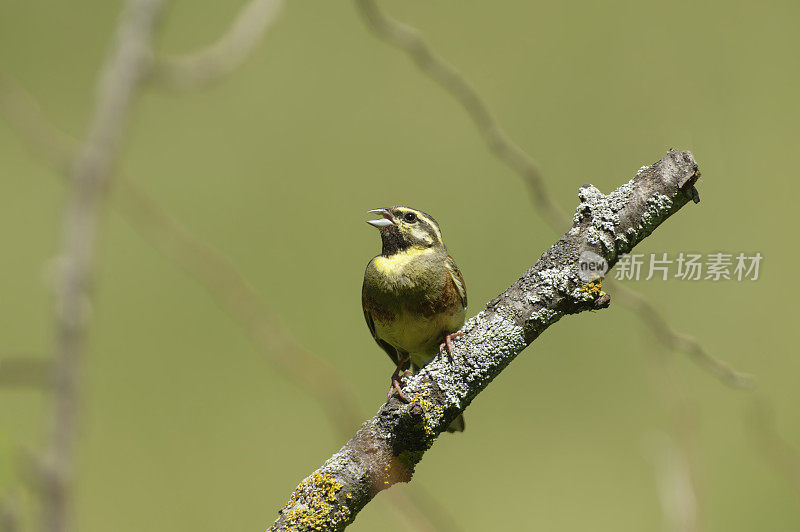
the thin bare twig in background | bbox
[0,357,51,389]
[0,71,459,532]
[0,494,20,532]
[749,398,800,501]
[42,1,168,531]
[352,0,753,390]
[117,182,366,432]
[151,0,284,91]
[1,69,363,434]
[104,190,450,527]
[354,0,564,231]
[643,334,702,532]
[613,282,754,388]
[649,433,700,532]
[389,484,462,532]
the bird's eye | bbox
[403,212,417,223]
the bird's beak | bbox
[366,208,395,228]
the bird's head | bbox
[366,206,444,256]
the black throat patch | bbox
[380,228,414,256]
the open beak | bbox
[366,208,395,228]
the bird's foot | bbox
[389,378,410,403]
[440,331,465,361]
[388,358,411,403]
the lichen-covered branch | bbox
[353,0,751,391]
[268,149,701,531]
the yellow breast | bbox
[371,246,434,278]
[364,244,465,362]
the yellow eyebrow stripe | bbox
[393,207,443,245]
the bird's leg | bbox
[388,356,411,403]
[440,331,464,361]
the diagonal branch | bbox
[268,150,702,531]
[353,0,753,390]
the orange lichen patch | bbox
[579,278,603,297]
[280,471,350,530]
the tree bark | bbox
[268,149,702,531]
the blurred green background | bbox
[1,0,799,530]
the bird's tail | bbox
[446,414,465,433]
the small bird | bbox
[362,206,467,432]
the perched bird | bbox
[362,206,467,432]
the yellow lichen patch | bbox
[579,278,603,297]
[409,392,444,437]
[383,461,394,486]
[280,471,350,530]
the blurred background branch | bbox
[648,432,700,532]
[749,398,800,501]
[42,1,168,531]
[151,0,284,91]
[0,357,50,389]
[643,332,703,532]
[354,0,562,230]
[0,494,21,532]
[0,39,456,532]
[613,282,754,388]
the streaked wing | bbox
[445,254,467,308]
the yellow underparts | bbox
[372,246,435,276]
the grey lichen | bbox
[406,310,527,409]
[536,267,574,294]
[574,179,636,253]
[639,193,674,234]
[527,306,561,328]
